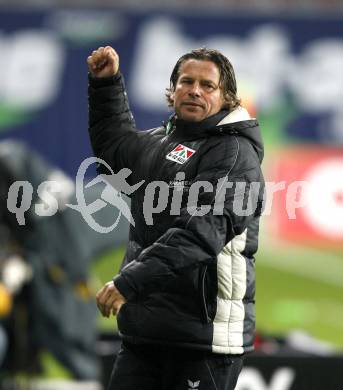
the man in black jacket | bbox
[88,46,265,390]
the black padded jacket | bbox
[88,72,265,354]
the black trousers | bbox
[108,341,243,390]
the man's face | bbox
[171,59,225,122]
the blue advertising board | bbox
[0,9,342,177]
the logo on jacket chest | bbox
[166,144,196,165]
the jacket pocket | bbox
[199,265,211,323]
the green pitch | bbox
[93,239,343,351]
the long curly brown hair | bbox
[166,48,241,112]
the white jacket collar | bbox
[217,106,253,126]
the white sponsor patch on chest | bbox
[166,144,196,164]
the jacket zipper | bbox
[201,265,211,323]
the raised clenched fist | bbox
[87,46,119,78]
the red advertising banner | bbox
[269,148,343,247]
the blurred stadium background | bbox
[0,1,342,389]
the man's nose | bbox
[188,82,201,97]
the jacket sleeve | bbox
[88,72,149,174]
[113,137,264,301]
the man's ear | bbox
[222,92,232,111]
[170,91,175,106]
